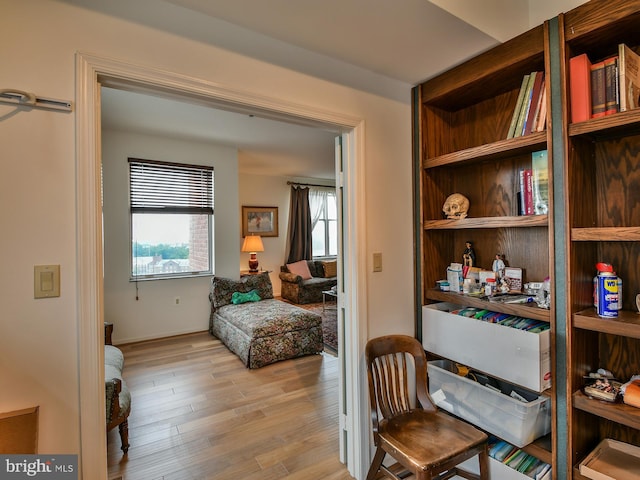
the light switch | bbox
[34,265,60,298]
[373,253,383,272]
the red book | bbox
[523,169,534,215]
[590,60,606,118]
[570,53,592,123]
[604,55,619,115]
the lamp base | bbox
[248,254,259,272]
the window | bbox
[129,158,214,279]
[310,187,337,257]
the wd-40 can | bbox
[597,272,619,318]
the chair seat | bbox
[379,410,487,472]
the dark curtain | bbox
[285,186,312,264]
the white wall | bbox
[0,0,413,461]
[102,129,239,344]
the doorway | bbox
[75,52,368,480]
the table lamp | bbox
[241,235,264,272]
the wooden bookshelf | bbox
[561,1,640,477]
[413,18,556,476]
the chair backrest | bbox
[365,335,436,435]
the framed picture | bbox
[242,206,279,237]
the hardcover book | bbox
[531,150,549,215]
[569,53,592,122]
[507,74,530,139]
[604,55,619,115]
[618,43,640,112]
[590,61,606,118]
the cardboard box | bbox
[422,303,551,392]
[428,360,551,447]
[579,439,640,480]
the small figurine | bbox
[499,277,510,294]
[492,253,505,278]
[442,193,470,219]
[462,241,476,267]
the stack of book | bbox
[507,71,547,139]
[451,307,550,333]
[569,43,640,123]
[489,438,551,479]
[518,150,548,216]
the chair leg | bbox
[118,419,130,454]
[478,444,489,480]
[366,447,386,480]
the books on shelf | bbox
[618,43,640,112]
[507,71,546,139]
[569,45,640,122]
[517,149,548,216]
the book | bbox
[534,87,547,132]
[604,55,619,115]
[530,79,545,133]
[569,53,592,122]
[514,72,536,137]
[590,60,606,118]
[618,43,640,112]
[523,168,534,215]
[507,74,530,139]
[524,72,544,135]
[531,149,549,215]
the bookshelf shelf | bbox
[568,108,640,137]
[423,132,547,169]
[571,227,640,241]
[424,215,548,230]
[573,390,640,430]
[574,309,640,339]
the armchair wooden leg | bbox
[366,447,386,480]
[119,419,130,454]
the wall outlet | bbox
[174,297,180,305]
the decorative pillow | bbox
[211,276,245,308]
[286,260,313,280]
[243,272,274,300]
[322,260,337,278]
[231,289,261,305]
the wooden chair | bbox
[365,335,489,480]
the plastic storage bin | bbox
[428,359,551,448]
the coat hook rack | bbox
[0,88,72,112]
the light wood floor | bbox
[107,331,354,480]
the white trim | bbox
[76,52,368,480]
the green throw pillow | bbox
[231,289,262,305]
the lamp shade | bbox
[241,235,264,253]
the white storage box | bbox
[454,455,551,480]
[428,360,551,448]
[422,302,551,392]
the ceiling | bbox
[95,0,587,179]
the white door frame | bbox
[75,52,369,480]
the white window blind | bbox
[128,158,213,214]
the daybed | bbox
[208,272,323,368]
[279,259,337,304]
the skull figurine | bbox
[442,193,470,219]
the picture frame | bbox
[242,206,279,237]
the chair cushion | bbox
[211,273,273,308]
[231,289,261,305]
